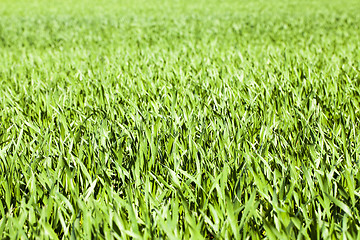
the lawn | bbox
[1,0,360,239]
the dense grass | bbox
[1,0,360,239]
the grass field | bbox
[1,0,360,239]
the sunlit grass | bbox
[1,0,360,239]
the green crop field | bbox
[1,0,360,239]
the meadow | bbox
[1,0,360,239]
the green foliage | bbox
[1,0,360,239]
